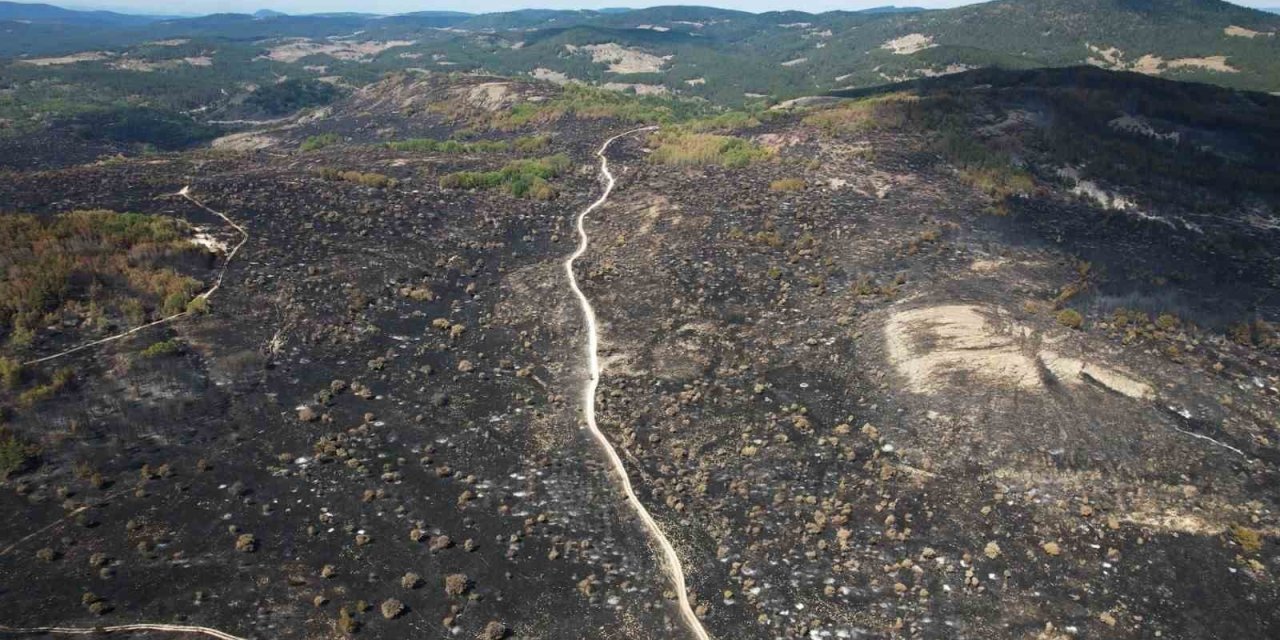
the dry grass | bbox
[770,178,806,192]
[647,131,773,168]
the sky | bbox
[54,0,1279,16]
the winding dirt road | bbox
[564,127,713,640]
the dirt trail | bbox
[0,624,246,639]
[20,187,248,367]
[564,126,713,640]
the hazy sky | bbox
[57,0,1277,16]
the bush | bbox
[141,339,181,358]
[770,178,806,192]
[186,296,209,314]
[317,168,398,189]
[444,573,470,597]
[300,133,340,152]
[1232,525,1263,553]
[0,357,21,390]
[0,427,39,478]
[513,135,551,153]
[1056,309,1084,330]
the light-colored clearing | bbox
[969,258,1007,273]
[1086,44,1238,75]
[885,304,1152,399]
[1165,56,1238,73]
[259,38,415,63]
[566,42,671,74]
[531,67,571,84]
[457,82,517,112]
[211,130,278,151]
[1224,25,1271,38]
[109,56,212,72]
[881,33,934,55]
[20,51,111,65]
[886,304,1040,394]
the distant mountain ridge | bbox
[0,0,1277,104]
[0,0,163,24]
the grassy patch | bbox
[802,93,920,134]
[439,154,570,200]
[1056,308,1084,330]
[385,135,549,155]
[477,84,709,130]
[770,178,806,192]
[300,133,340,152]
[647,130,772,168]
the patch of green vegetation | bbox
[0,211,205,354]
[0,426,39,479]
[802,93,920,134]
[682,109,772,134]
[1057,308,1084,330]
[483,83,708,130]
[512,134,551,153]
[939,131,1036,205]
[141,339,182,358]
[647,130,772,168]
[316,168,398,189]
[0,357,21,390]
[1232,525,1264,554]
[16,368,73,408]
[186,296,210,315]
[61,105,222,149]
[244,78,342,116]
[386,134,552,155]
[386,138,508,154]
[439,154,570,199]
[300,133,340,152]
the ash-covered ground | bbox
[1,70,1278,640]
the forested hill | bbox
[0,0,1276,127]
